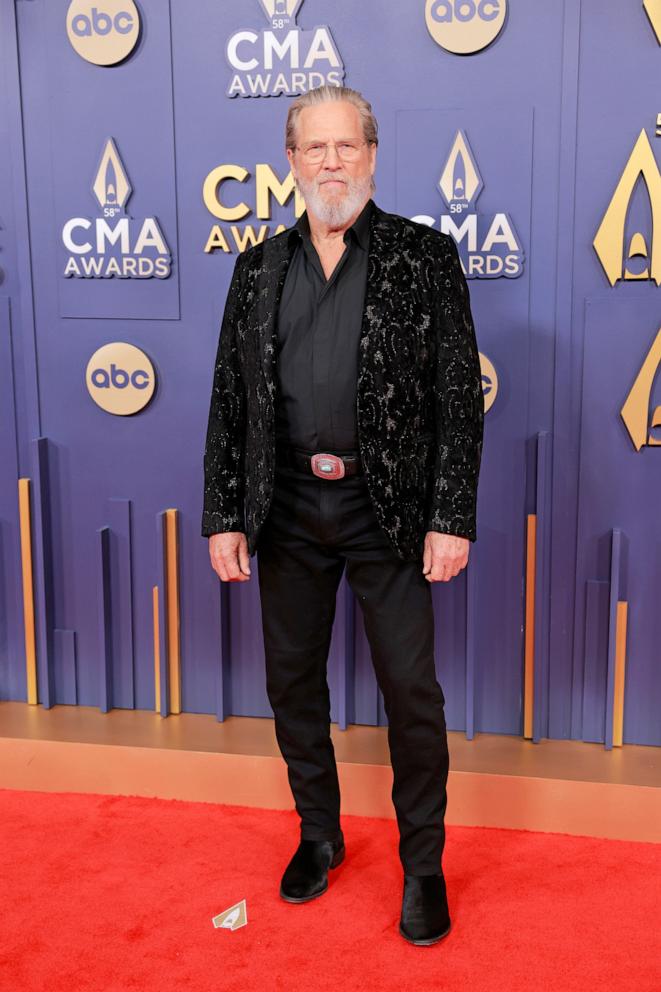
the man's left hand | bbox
[422,532,470,582]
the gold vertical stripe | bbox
[612,600,628,747]
[523,514,537,739]
[153,584,160,712]
[18,479,38,705]
[165,508,181,714]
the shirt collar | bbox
[290,197,373,251]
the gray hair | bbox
[285,85,379,151]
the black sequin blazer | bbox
[201,203,484,561]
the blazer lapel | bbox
[257,231,297,406]
[358,205,397,388]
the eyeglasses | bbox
[295,140,369,164]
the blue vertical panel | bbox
[329,577,350,727]
[353,604,380,726]
[604,529,629,751]
[97,526,112,713]
[42,1,180,320]
[53,628,78,706]
[155,511,170,718]
[1,0,42,462]
[337,582,356,731]
[581,580,609,743]
[0,4,26,705]
[1,0,48,694]
[434,577,467,734]
[551,1,661,740]
[575,301,660,746]
[215,582,232,723]
[30,437,55,709]
[0,298,24,701]
[533,431,550,743]
[12,0,180,711]
[107,498,135,709]
[465,553,477,741]
[377,681,388,728]
[548,0,583,740]
[227,578,270,718]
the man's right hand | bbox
[208,532,251,582]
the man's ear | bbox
[286,147,296,177]
[368,144,377,179]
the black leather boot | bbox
[279,832,345,903]
[399,871,452,945]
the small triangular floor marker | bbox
[212,899,248,931]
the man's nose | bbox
[323,144,342,168]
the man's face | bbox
[286,100,377,227]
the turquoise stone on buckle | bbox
[310,453,346,480]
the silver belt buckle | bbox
[310,452,345,480]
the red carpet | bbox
[1,788,660,992]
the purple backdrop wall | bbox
[0,0,659,746]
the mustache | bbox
[317,173,348,185]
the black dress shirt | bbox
[274,198,373,453]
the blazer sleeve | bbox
[426,234,484,542]
[201,251,248,538]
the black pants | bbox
[256,463,450,875]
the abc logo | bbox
[479,352,498,413]
[425,0,506,54]
[66,0,140,66]
[86,342,155,415]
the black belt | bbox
[276,442,363,479]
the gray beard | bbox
[296,172,373,228]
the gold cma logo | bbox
[621,328,661,450]
[643,0,661,42]
[593,128,661,286]
[203,164,305,254]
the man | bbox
[201,85,484,946]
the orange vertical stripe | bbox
[612,601,628,747]
[165,509,181,714]
[18,479,38,705]
[153,585,160,712]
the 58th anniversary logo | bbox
[61,138,171,279]
[225,0,345,98]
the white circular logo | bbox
[86,342,155,415]
[66,0,140,66]
[425,0,507,54]
[479,352,498,412]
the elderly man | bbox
[202,84,484,946]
